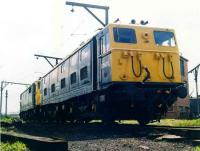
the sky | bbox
[0,0,200,114]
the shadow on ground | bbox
[1,121,199,146]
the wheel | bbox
[84,119,92,124]
[137,119,150,126]
[102,118,115,125]
[69,119,75,124]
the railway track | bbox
[1,121,199,150]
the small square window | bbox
[71,72,76,84]
[61,78,66,89]
[51,84,55,93]
[80,66,88,80]
[44,88,47,96]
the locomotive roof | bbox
[40,27,103,79]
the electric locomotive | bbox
[20,24,187,125]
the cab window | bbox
[154,31,176,47]
[113,28,137,43]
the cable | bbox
[143,67,151,82]
[131,56,142,77]
[162,57,174,79]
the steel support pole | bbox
[189,64,200,116]
[34,54,62,68]
[195,70,199,98]
[66,1,109,26]
[44,57,54,68]
[84,7,105,27]
[5,90,8,116]
[0,81,30,116]
[195,71,199,115]
[0,81,3,116]
[105,9,109,25]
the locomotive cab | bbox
[97,24,187,124]
[104,24,182,84]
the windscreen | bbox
[113,27,137,43]
[154,31,176,47]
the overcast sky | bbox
[0,0,200,114]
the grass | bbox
[1,116,200,127]
[0,116,18,124]
[116,119,200,127]
[0,125,16,133]
[119,120,138,125]
[0,116,19,133]
[0,141,28,151]
[90,119,200,127]
[195,146,200,151]
[151,119,200,127]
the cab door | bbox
[35,81,41,106]
[32,83,36,107]
[97,30,111,89]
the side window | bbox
[80,45,90,61]
[100,32,110,54]
[51,84,55,93]
[80,66,88,80]
[51,69,58,82]
[44,88,47,96]
[61,63,64,73]
[70,53,78,87]
[71,72,76,84]
[113,27,137,43]
[61,61,68,73]
[61,78,66,89]
[70,54,78,67]
[80,43,90,83]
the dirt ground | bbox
[1,121,198,151]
